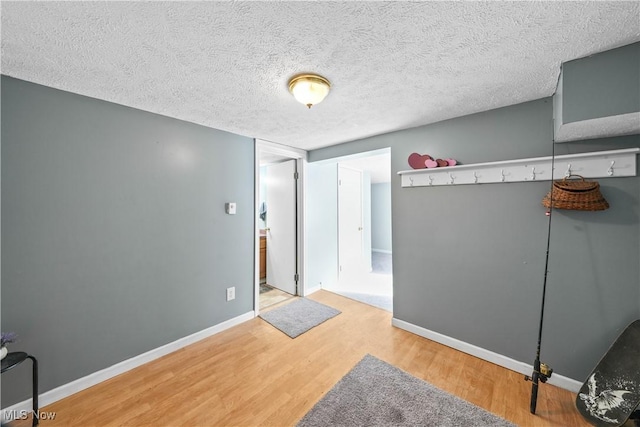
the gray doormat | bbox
[259,298,341,338]
[332,290,392,312]
[297,354,516,427]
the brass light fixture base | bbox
[288,74,331,108]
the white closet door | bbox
[266,160,297,295]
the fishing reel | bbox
[525,360,554,414]
[539,363,553,381]
[525,362,553,383]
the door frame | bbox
[254,139,307,315]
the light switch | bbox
[225,202,237,215]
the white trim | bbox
[1,311,255,421]
[312,147,391,166]
[254,139,308,315]
[256,139,307,161]
[254,141,262,315]
[304,284,322,296]
[391,318,582,393]
[397,148,639,187]
[297,158,307,298]
[372,248,392,254]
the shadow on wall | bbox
[554,185,637,225]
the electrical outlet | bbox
[226,287,235,301]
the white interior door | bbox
[266,160,297,295]
[338,166,365,280]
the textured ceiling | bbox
[2,2,639,151]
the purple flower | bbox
[1,332,18,347]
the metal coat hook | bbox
[428,176,434,186]
[473,172,479,184]
[531,167,537,181]
[501,169,506,182]
[565,163,572,177]
[607,161,615,176]
[409,177,414,186]
[448,173,455,184]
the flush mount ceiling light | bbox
[288,74,331,109]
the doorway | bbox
[255,140,306,313]
[311,148,393,311]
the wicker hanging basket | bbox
[542,175,609,211]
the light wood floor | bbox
[259,285,294,310]
[16,291,589,427]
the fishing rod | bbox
[524,137,556,414]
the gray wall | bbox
[309,98,640,382]
[1,76,255,406]
[371,183,392,253]
[547,135,640,371]
[562,42,640,124]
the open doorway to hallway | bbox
[255,140,307,313]
[306,148,392,311]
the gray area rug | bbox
[297,354,516,427]
[333,290,392,312]
[259,298,341,338]
[372,251,392,275]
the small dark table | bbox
[1,351,38,426]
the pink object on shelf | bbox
[425,159,438,168]
[408,153,426,169]
[446,158,458,166]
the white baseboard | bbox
[391,318,582,393]
[1,311,255,420]
[304,284,322,296]
[372,249,392,254]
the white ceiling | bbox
[2,2,639,151]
